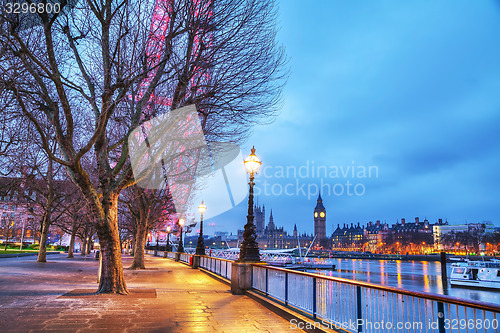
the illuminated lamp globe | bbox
[244,146,262,174]
[198,201,207,215]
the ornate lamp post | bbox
[239,146,262,262]
[178,218,185,253]
[196,201,207,255]
[166,225,171,252]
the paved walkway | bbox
[0,253,300,332]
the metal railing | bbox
[166,251,175,259]
[144,249,165,257]
[199,256,232,280]
[179,253,191,263]
[252,264,500,333]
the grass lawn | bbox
[0,249,39,254]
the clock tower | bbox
[313,192,326,247]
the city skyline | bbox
[207,0,500,234]
[203,196,494,237]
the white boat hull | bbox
[450,279,500,290]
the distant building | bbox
[214,231,228,238]
[364,220,389,253]
[238,205,314,250]
[0,176,82,247]
[331,217,446,253]
[263,210,287,248]
[433,221,495,251]
[331,223,364,251]
[313,193,328,248]
[254,203,265,237]
[0,177,41,244]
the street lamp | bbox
[196,201,207,255]
[178,218,185,253]
[239,146,262,262]
[166,225,172,252]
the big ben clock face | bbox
[320,212,325,218]
[314,212,318,218]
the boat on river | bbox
[450,259,500,290]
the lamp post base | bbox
[231,262,253,295]
[239,243,261,262]
[195,246,205,256]
[192,255,201,269]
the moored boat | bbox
[450,259,500,290]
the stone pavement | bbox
[0,254,301,332]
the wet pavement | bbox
[0,254,299,332]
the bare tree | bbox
[54,191,90,258]
[121,186,174,269]
[0,220,14,250]
[0,102,20,165]
[76,218,96,256]
[0,0,287,293]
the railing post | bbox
[285,272,288,306]
[440,252,448,290]
[437,302,445,333]
[250,265,253,287]
[265,268,269,296]
[357,286,362,333]
[312,277,317,319]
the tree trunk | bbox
[129,215,147,269]
[96,194,128,294]
[38,157,54,263]
[68,223,77,258]
[3,231,8,250]
[86,240,91,255]
[81,238,87,256]
[37,216,50,262]
[130,238,135,256]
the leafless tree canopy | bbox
[1,0,286,198]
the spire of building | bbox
[315,192,325,210]
[293,224,297,231]
[267,209,275,230]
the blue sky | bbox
[204,0,500,237]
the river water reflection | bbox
[311,258,500,304]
